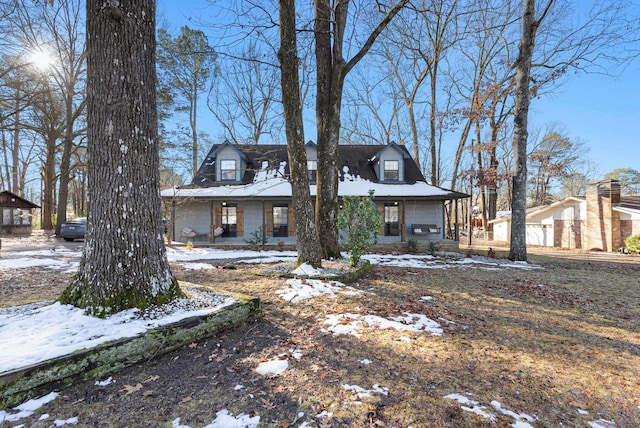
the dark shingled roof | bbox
[0,190,40,209]
[190,143,427,188]
[620,196,640,210]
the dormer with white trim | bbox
[195,140,252,185]
[368,141,410,183]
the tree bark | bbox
[509,0,549,261]
[60,0,182,317]
[429,53,439,185]
[314,0,408,259]
[56,82,83,235]
[42,132,56,230]
[313,0,341,259]
[278,0,322,267]
[12,85,20,196]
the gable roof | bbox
[488,194,640,224]
[370,141,411,163]
[204,140,253,164]
[488,196,586,224]
[614,196,640,215]
[0,191,40,209]
[163,143,467,201]
[191,143,430,187]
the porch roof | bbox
[162,174,466,200]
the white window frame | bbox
[307,160,317,183]
[220,159,237,181]
[384,160,399,181]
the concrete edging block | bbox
[0,289,261,409]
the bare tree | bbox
[0,0,87,232]
[376,33,429,163]
[604,168,640,196]
[314,0,410,259]
[341,67,407,146]
[420,0,463,185]
[208,41,282,145]
[445,0,518,232]
[27,72,64,230]
[0,58,42,198]
[39,0,87,235]
[60,0,182,316]
[509,0,638,260]
[528,127,587,205]
[509,0,548,261]
[277,0,321,267]
[157,25,217,176]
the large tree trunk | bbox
[191,81,198,175]
[12,85,20,196]
[429,56,439,186]
[485,120,499,237]
[42,133,56,230]
[60,0,182,317]
[55,88,78,236]
[509,0,539,261]
[314,0,343,259]
[313,0,408,259]
[278,0,322,267]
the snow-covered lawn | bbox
[1,244,620,428]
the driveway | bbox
[469,241,640,265]
[0,233,83,254]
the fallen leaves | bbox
[118,383,143,396]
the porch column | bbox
[209,200,215,243]
[401,199,406,242]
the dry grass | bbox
[2,252,639,427]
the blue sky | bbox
[530,66,640,177]
[158,0,639,179]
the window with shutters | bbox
[384,203,399,236]
[272,204,288,237]
[221,204,237,237]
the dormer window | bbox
[220,159,236,181]
[308,160,317,183]
[384,160,399,181]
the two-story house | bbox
[161,140,467,244]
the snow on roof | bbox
[162,165,456,199]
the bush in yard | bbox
[244,226,269,247]
[338,191,384,266]
[406,238,419,253]
[428,240,440,256]
[625,234,640,254]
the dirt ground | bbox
[1,245,640,427]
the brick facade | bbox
[585,179,623,251]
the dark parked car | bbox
[60,217,86,242]
[60,218,168,241]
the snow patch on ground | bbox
[321,312,443,337]
[444,393,537,427]
[172,409,260,428]
[276,278,360,302]
[292,263,323,276]
[0,392,59,423]
[364,253,540,270]
[255,355,289,375]
[342,383,389,399]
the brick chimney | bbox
[585,179,622,251]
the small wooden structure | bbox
[0,191,40,236]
